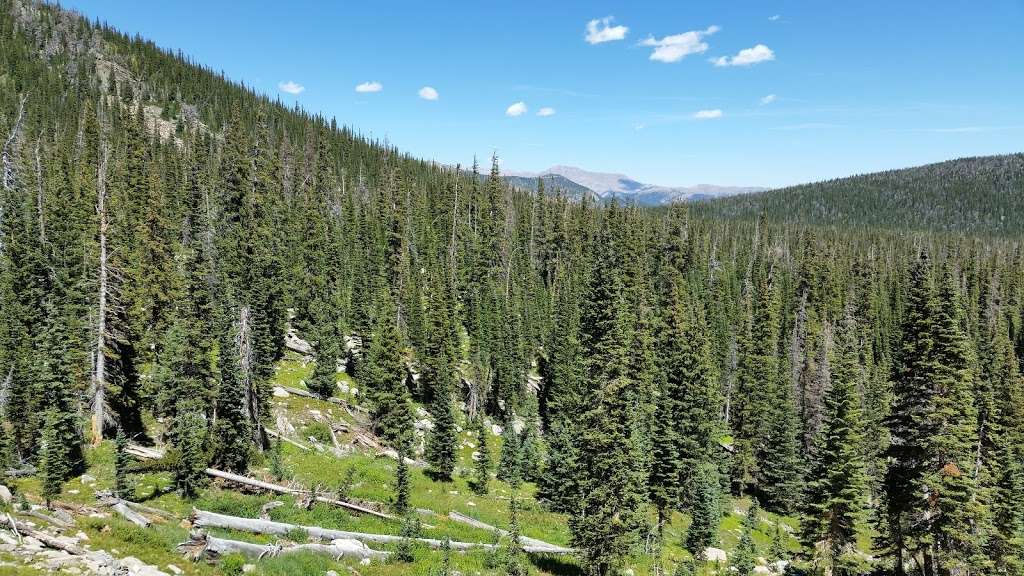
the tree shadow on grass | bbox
[530,553,585,576]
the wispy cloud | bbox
[769,14,781,22]
[693,109,723,119]
[760,94,778,105]
[585,16,628,44]
[278,80,305,95]
[640,25,720,63]
[418,86,439,100]
[506,101,528,117]
[537,107,556,117]
[355,81,383,93]
[712,44,775,67]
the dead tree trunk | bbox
[204,468,393,520]
[190,509,573,554]
[1,94,28,255]
[178,530,387,562]
[237,306,266,449]
[90,145,110,447]
[0,514,85,555]
[447,510,566,551]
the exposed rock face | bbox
[284,329,313,356]
[703,547,727,562]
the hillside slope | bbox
[2,2,1024,576]
[694,154,1024,236]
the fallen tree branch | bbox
[111,501,150,528]
[16,508,72,528]
[448,510,562,551]
[178,529,387,562]
[0,514,85,555]
[280,385,369,415]
[264,427,310,451]
[126,444,394,520]
[191,509,574,555]
[204,468,394,520]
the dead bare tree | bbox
[1,94,29,255]
[237,306,265,448]
[90,143,110,446]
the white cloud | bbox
[355,81,383,93]
[585,16,628,44]
[418,86,439,101]
[713,44,775,67]
[640,25,720,63]
[278,80,305,95]
[769,14,781,21]
[693,109,723,119]
[506,101,528,117]
[760,94,777,105]
[537,107,556,117]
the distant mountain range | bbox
[503,165,766,205]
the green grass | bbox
[3,355,810,576]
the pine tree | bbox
[536,277,584,511]
[174,409,208,498]
[38,411,67,509]
[394,447,411,515]
[394,514,421,563]
[733,500,758,576]
[571,213,649,576]
[496,419,522,487]
[423,291,458,480]
[880,253,938,574]
[211,327,252,472]
[927,268,985,573]
[800,313,870,575]
[752,271,803,513]
[881,255,987,575]
[269,435,289,481]
[518,414,542,483]
[435,536,453,576]
[114,426,132,499]
[672,559,695,576]
[308,336,339,399]
[650,274,720,527]
[502,497,528,576]
[472,419,491,495]
[770,521,786,563]
[363,289,414,449]
[684,463,720,556]
[980,302,1024,574]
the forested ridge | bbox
[696,154,1024,237]
[1,1,1023,576]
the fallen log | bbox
[0,514,85,555]
[17,508,73,528]
[125,444,393,520]
[125,444,165,460]
[281,385,369,415]
[178,530,387,562]
[264,427,311,451]
[448,510,563,551]
[191,509,574,555]
[111,501,150,528]
[117,499,177,520]
[204,468,394,521]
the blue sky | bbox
[64,1,1023,187]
